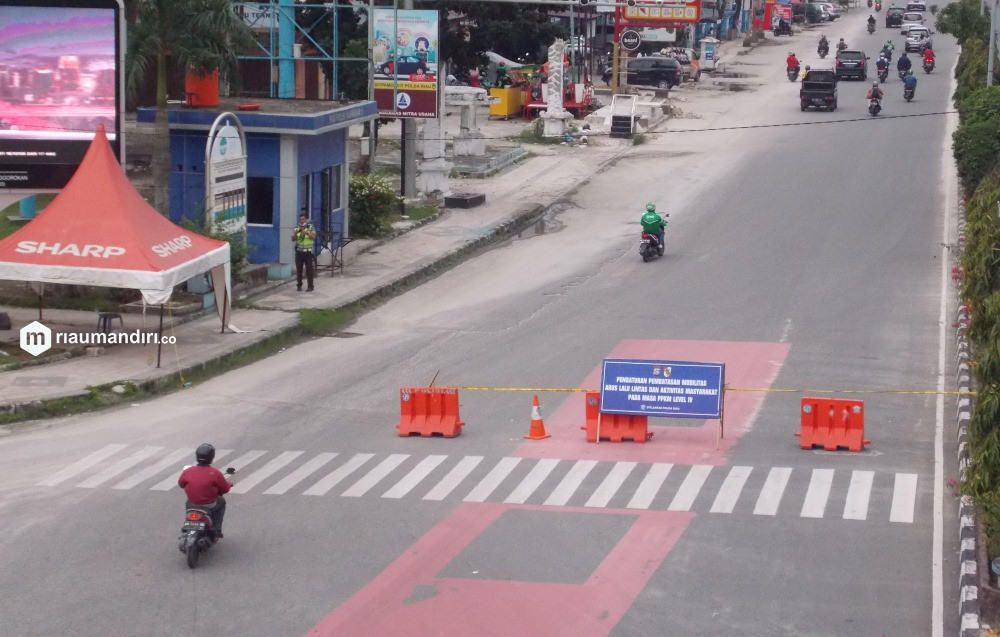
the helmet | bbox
[789,51,794,56]
[195,443,216,466]
[873,81,879,86]
[840,37,845,41]
[908,69,914,75]
[645,202,655,212]
[804,65,811,70]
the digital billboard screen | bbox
[0,0,123,191]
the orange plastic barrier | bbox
[397,387,464,438]
[795,397,870,452]
[582,392,653,443]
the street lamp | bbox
[989,0,998,86]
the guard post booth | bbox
[137,99,377,274]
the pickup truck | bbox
[799,69,838,111]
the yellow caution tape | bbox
[454,386,977,396]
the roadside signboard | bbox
[620,30,642,50]
[372,9,439,118]
[205,113,247,238]
[599,358,725,418]
[618,0,701,26]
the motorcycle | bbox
[898,68,910,81]
[868,98,882,116]
[923,59,934,73]
[867,22,876,34]
[878,66,889,82]
[875,1,882,10]
[787,66,800,81]
[904,86,915,101]
[178,467,235,569]
[773,22,792,37]
[639,217,668,263]
[881,48,893,63]
[818,44,829,58]
[867,0,872,7]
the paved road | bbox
[0,13,961,637]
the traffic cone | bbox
[525,395,550,440]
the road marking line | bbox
[843,470,875,520]
[504,458,560,504]
[800,469,835,518]
[39,444,128,487]
[585,461,636,508]
[342,454,410,497]
[890,473,918,523]
[627,463,673,510]
[77,446,163,489]
[149,449,234,491]
[423,456,483,501]
[464,457,521,502]
[710,466,753,513]
[668,465,713,512]
[113,448,192,490]
[303,453,374,496]
[264,453,338,495]
[754,467,792,516]
[546,460,599,507]
[383,455,448,499]
[229,451,304,494]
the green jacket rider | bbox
[640,202,668,247]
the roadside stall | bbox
[520,54,594,120]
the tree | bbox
[124,0,256,214]
[417,2,568,73]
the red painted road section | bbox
[515,340,791,465]
[307,503,693,637]
[308,340,789,635]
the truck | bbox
[799,68,838,111]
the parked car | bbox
[905,26,933,51]
[376,55,428,76]
[808,2,841,20]
[900,11,925,34]
[618,55,682,89]
[835,49,869,80]
[806,2,835,20]
[815,2,843,19]
[885,7,906,27]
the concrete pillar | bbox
[278,135,298,265]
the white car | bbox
[905,26,933,52]
[900,12,925,35]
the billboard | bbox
[619,1,701,26]
[371,9,438,118]
[205,114,247,238]
[0,0,123,192]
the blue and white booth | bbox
[138,99,377,266]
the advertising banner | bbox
[618,0,701,26]
[0,0,123,192]
[372,9,438,118]
[205,114,247,238]
[599,358,725,418]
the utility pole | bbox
[990,0,997,86]
[400,0,417,199]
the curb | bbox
[954,198,982,637]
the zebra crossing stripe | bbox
[754,467,792,516]
[38,444,127,487]
[77,446,164,489]
[586,462,636,508]
[800,469,835,519]
[464,457,521,502]
[303,453,374,496]
[668,465,713,512]
[423,456,483,501]
[505,458,560,504]
[230,451,304,494]
[890,473,918,523]
[382,455,448,499]
[113,448,192,490]
[545,460,600,507]
[843,470,874,520]
[627,463,672,510]
[264,453,339,495]
[711,466,752,514]
[149,449,234,491]
[342,454,409,497]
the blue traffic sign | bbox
[599,359,725,418]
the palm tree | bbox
[124,0,256,214]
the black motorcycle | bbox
[818,43,829,58]
[867,22,876,34]
[787,66,800,82]
[878,66,889,82]
[773,22,792,37]
[178,467,235,569]
[904,85,915,101]
[923,59,934,73]
[868,98,882,116]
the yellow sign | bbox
[373,80,437,91]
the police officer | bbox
[292,213,316,291]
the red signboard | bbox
[374,77,439,118]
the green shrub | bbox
[953,119,1000,195]
[348,173,403,237]
[179,217,252,278]
[935,0,989,46]
[954,38,988,106]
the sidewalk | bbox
[0,130,632,411]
